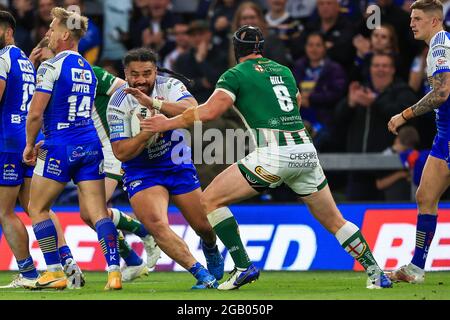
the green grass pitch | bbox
[0,271,449,300]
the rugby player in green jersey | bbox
[127,25,393,290]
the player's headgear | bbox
[232,25,264,62]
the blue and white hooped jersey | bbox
[107,76,194,173]
[0,45,36,153]
[35,50,98,145]
[427,31,450,140]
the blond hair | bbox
[411,0,444,19]
[51,7,88,41]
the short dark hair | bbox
[123,48,158,68]
[0,11,16,33]
[398,126,420,149]
[306,31,326,45]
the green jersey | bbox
[92,66,121,143]
[216,58,308,146]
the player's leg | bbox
[0,184,39,288]
[129,185,217,289]
[27,174,68,289]
[76,179,121,290]
[201,163,261,290]
[300,184,392,288]
[19,177,83,288]
[105,176,160,269]
[172,187,224,280]
[389,155,450,283]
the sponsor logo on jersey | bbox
[11,114,21,124]
[253,64,264,73]
[437,58,448,66]
[3,164,15,169]
[268,118,281,128]
[57,123,70,130]
[110,119,125,134]
[71,68,92,84]
[78,58,85,67]
[254,166,280,184]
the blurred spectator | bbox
[364,0,419,76]
[11,0,34,31]
[376,126,420,201]
[339,0,365,20]
[409,46,429,95]
[230,1,291,67]
[9,0,34,54]
[265,0,305,60]
[174,20,228,103]
[335,53,417,201]
[163,22,191,70]
[286,0,316,21]
[102,0,132,63]
[134,0,180,60]
[293,32,347,151]
[64,0,102,65]
[209,0,241,46]
[34,0,55,45]
[301,0,356,71]
[351,23,408,81]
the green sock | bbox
[337,222,382,278]
[208,207,251,269]
[117,231,132,259]
[111,208,149,238]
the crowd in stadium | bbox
[2,0,448,202]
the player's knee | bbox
[200,191,219,214]
[416,188,437,209]
[148,220,171,239]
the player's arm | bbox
[24,92,51,165]
[140,89,233,133]
[0,56,9,101]
[24,62,56,165]
[388,71,450,135]
[111,130,153,162]
[107,100,153,162]
[124,80,199,117]
[296,91,302,109]
[408,72,450,117]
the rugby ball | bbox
[130,105,159,147]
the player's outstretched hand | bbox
[124,87,153,109]
[23,141,44,166]
[388,113,406,135]
[141,114,169,133]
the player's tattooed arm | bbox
[411,72,450,117]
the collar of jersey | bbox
[429,30,447,47]
[56,50,82,57]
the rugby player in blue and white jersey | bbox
[0,11,41,289]
[388,0,450,283]
[0,21,85,289]
[23,7,121,290]
[107,48,223,289]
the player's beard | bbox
[132,82,155,95]
[0,34,6,49]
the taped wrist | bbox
[152,98,163,111]
[181,106,200,127]
[402,107,414,121]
